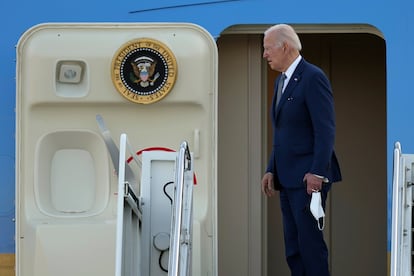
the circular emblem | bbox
[111,38,177,104]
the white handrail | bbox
[169,141,193,276]
[115,134,141,276]
[390,141,402,276]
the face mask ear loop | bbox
[318,217,325,231]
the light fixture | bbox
[58,63,82,84]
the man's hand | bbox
[303,173,323,195]
[261,172,276,197]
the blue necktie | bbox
[276,73,286,107]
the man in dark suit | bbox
[261,24,342,276]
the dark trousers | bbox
[279,184,331,276]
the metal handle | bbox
[390,141,401,276]
[169,141,192,276]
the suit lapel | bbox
[275,59,306,119]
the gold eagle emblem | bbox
[111,38,177,104]
[130,57,160,87]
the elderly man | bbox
[261,24,342,276]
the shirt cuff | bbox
[313,174,329,183]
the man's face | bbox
[263,34,285,72]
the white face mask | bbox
[310,191,325,230]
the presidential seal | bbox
[111,38,177,104]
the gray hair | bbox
[264,24,302,51]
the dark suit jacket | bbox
[266,58,342,189]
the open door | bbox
[16,23,217,276]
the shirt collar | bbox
[284,55,302,79]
